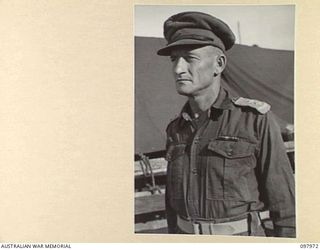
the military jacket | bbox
[165,87,295,237]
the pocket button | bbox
[227,150,233,156]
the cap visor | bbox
[157,39,214,56]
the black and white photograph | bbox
[134,5,295,237]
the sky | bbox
[135,5,295,50]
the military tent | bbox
[135,36,294,155]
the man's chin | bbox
[176,89,192,97]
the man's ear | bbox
[214,54,227,75]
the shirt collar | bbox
[178,87,234,127]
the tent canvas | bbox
[135,36,294,155]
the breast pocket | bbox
[166,143,187,200]
[206,140,256,201]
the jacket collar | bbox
[211,87,234,110]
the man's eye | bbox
[186,56,198,61]
[170,57,176,62]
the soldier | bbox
[157,11,295,237]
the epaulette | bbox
[231,97,271,114]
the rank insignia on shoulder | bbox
[232,97,271,114]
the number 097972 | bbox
[300,244,319,248]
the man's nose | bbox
[173,57,187,75]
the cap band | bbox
[169,28,225,51]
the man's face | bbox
[170,45,221,97]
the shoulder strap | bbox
[232,97,271,114]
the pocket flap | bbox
[166,144,186,161]
[208,140,255,159]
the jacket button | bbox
[191,169,198,175]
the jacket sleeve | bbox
[256,111,296,238]
[164,129,178,234]
[165,183,178,233]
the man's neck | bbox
[189,86,220,114]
